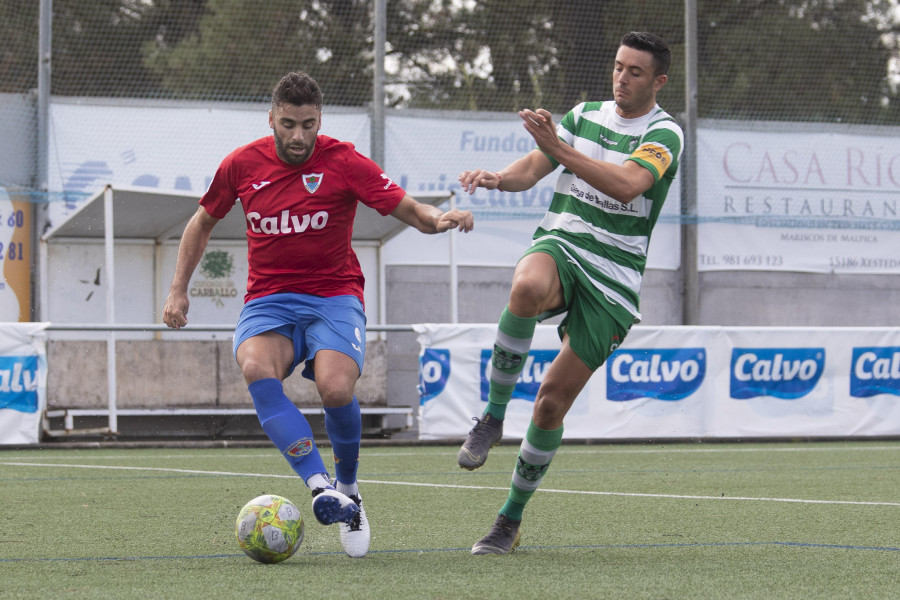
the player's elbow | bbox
[609,186,642,204]
[609,164,654,204]
[611,176,654,204]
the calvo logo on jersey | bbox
[0,356,40,414]
[418,348,451,404]
[303,172,323,193]
[479,349,558,402]
[606,348,705,401]
[730,347,825,399]
[850,346,900,398]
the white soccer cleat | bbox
[311,488,360,526]
[339,494,370,558]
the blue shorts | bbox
[233,292,366,381]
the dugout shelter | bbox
[37,184,453,438]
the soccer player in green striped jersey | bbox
[457,31,684,555]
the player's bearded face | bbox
[269,103,321,165]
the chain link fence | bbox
[4,0,900,238]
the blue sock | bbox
[324,396,361,485]
[249,377,328,483]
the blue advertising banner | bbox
[0,323,48,445]
[416,324,900,440]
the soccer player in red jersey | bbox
[163,71,473,558]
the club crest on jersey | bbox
[303,173,324,193]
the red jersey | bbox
[201,135,406,304]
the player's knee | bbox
[509,278,551,316]
[239,357,282,385]
[317,384,354,408]
[532,394,567,429]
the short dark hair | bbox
[271,71,323,110]
[621,31,671,76]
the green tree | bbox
[8,0,207,98]
[144,0,373,104]
[548,0,610,110]
[697,0,899,123]
[386,0,564,112]
[0,1,39,93]
[392,0,685,114]
[51,0,159,96]
[6,0,900,125]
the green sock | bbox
[485,307,537,420]
[500,420,564,521]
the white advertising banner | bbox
[384,113,682,270]
[416,324,900,440]
[698,127,900,273]
[0,323,49,445]
[49,104,900,275]
[47,102,680,273]
[47,102,370,228]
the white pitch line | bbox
[0,461,295,479]
[0,453,281,462]
[529,487,900,507]
[2,444,899,463]
[563,445,900,455]
[354,479,900,507]
[2,461,898,507]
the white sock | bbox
[306,472,333,491]
[335,480,359,498]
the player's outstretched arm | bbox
[390,195,474,234]
[163,207,220,329]
[458,149,553,195]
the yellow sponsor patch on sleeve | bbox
[631,142,672,178]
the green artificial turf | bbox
[1,442,898,599]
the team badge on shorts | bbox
[285,438,314,457]
[303,173,323,193]
[610,334,621,353]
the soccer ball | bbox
[235,494,305,564]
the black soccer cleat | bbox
[457,414,504,470]
[471,514,522,555]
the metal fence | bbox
[5,0,900,204]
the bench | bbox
[44,327,413,439]
[43,406,414,438]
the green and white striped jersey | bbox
[536,100,684,321]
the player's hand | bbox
[520,108,559,154]
[162,290,190,329]
[435,209,474,233]
[458,169,502,194]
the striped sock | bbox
[486,307,537,420]
[500,420,564,521]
